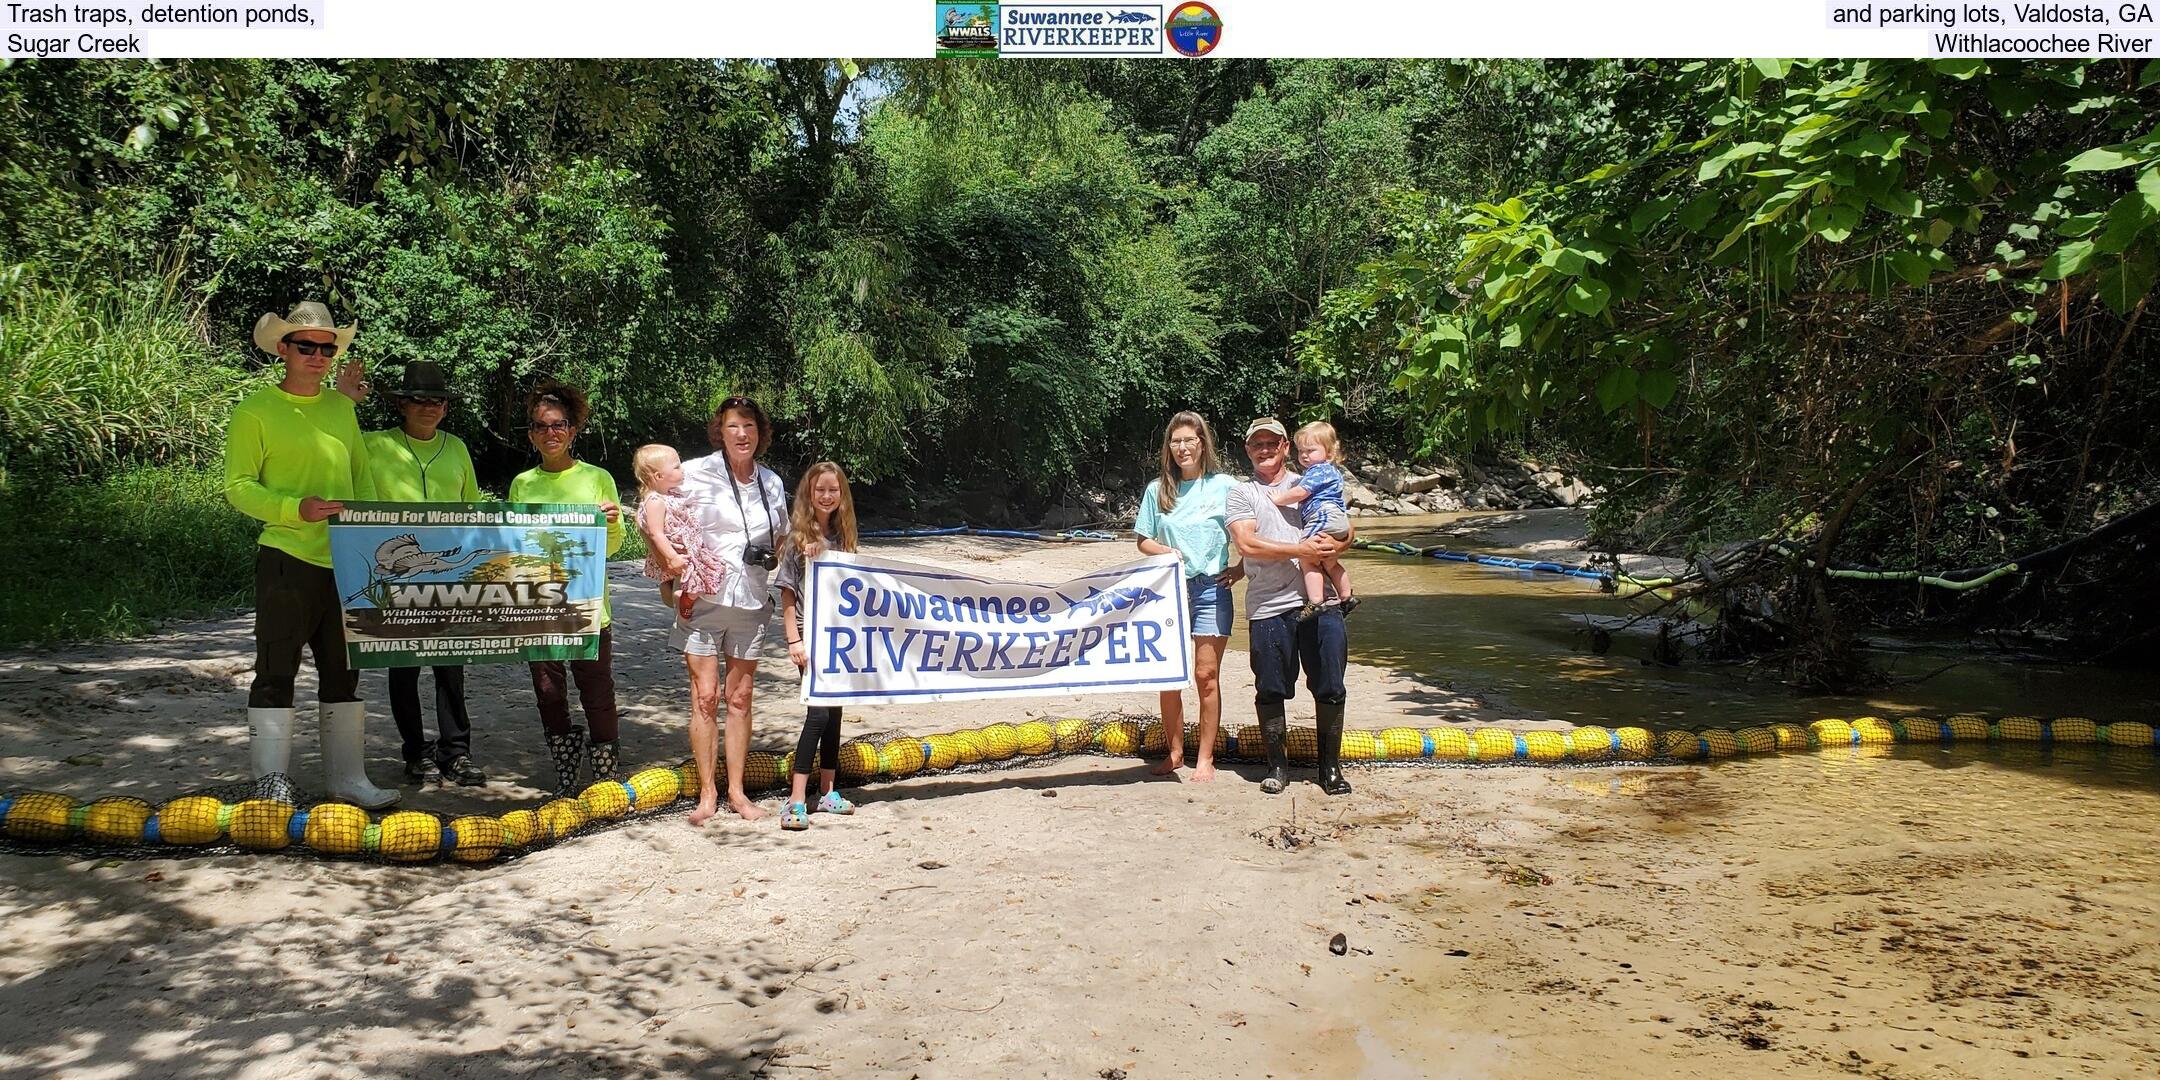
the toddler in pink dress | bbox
[634,444,727,619]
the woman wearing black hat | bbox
[361,361,488,787]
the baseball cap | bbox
[1243,417,1288,440]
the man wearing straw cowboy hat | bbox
[221,300,399,808]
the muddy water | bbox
[1226,513,2155,728]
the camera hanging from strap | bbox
[730,464,781,566]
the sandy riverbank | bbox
[2,519,2155,1078]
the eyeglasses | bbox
[528,420,573,434]
[284,338,339,358]
[1168,437,1203,448]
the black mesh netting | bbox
[4,713,2147,864]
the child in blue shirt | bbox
[1269,420,1359,621]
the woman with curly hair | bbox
[507,380,625,795]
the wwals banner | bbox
[801,551,1190,705]
[327,502,608,669]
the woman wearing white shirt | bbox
[671,396,789,824]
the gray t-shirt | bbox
[1226,469,1330,620]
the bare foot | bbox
[1190,760,1217,783]
[729,793,767,821]
[1149,755,1183,776]
[687,796,718,827]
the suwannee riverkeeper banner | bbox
[327,502,607,668]
[801,550,1191,705]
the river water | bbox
[1228,513,2156,731]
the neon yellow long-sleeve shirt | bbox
[508,460,626,628]
[362,428,483,503]
[222,384,375,568]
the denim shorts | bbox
[1186,574,1235,638]
[1302,503,1352,540]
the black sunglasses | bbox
[284,338,339,358]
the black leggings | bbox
[793,706,842,777]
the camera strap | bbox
[728,464,779,550]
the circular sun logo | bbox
[1166,2,1223,57]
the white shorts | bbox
[669,598,772,660]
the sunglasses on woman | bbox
[528,420,573,434]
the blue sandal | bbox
[781,802,810,830]
[817,791,855,815]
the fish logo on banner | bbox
[998,4,1165,55]
[802,550,1190,705]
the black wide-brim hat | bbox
[393,361,461,400]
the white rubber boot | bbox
[320,700,400,809]
[249,707,294,777]
[249,707,300,803]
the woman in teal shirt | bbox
[1134,411,1243,782]
[361,361,487,788]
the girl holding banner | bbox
[361,362,489,788]
[674,396,790,825]
[508,381,626,796]
[1133,412,1243,782]
[774,462,861,830]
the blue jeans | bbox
[1187,574,1235,637]
[1248,606,1347,706]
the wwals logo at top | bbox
[1000,4,1166,55]
[935,3,1002,57]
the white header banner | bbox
[801,550,1190,707]
[4,1,2154,59]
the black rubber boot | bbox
[546,726,587,795]
[588,739,619,783]
[1315,700,1352,796]
[1258,704,1289,795]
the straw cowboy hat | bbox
[252,301,357,357]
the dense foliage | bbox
[0,61,1239,490]
[1,58,2154,654]
[1301,59,2159,562]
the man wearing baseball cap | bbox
[1224,416,1353,796]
